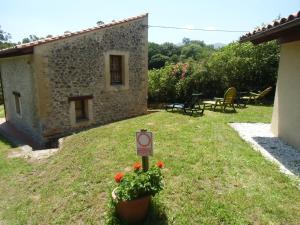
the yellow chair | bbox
[241,86,272,105]
[203,87,237,112]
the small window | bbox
[110,55,123,85]
[75,99,86,121]
[13,92,21,115]
[69,95,93,123]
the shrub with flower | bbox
[112,161,164,203]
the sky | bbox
[1,0,300,45]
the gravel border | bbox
[230,123,300,177]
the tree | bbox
[182,38,191,45]
[22,34,39,43]
[0,25,14,49]
[148,41,280,103]
[149,54,170,70]
[160,42,180,57]
[204,41,279,95]
[0,26,11,43]
[97,21,104,26]
[148,42,161,61]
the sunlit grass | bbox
[0,105,299,224]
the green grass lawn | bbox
[0,105,300,225]
[0,105,4,118]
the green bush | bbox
[148,41,279,103]
[148,62,199,102]
[204,41,279,96]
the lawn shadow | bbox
[204,107,237,114]
[246,102,274,107]
[147,109,163,115]
[165,107,205,117]
[253,136,300,176]
[139,199,168,225]
[0,134,15,148]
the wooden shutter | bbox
[110,55,123,84]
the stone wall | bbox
[34,16,148,140]
[0,55,43,145]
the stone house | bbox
[241,11,300,150]
[0,13,148,148]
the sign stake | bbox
[142,156,149,172]
[140,129,149,171]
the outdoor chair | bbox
[240,86,272,106]
[235,91,250,108]
[165,93,205,115]
[203,87,237,112]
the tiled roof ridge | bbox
[241,11,300,40]
[0,13,148,52]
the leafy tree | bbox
[148,41,279,103]
[182,37,191,45]
[22,34,39,43]
[160,42,180,58]
[204,41,279,95]
[148,42,161,61]
[149,54,169,70]
[0,25,14,49]
[181,43,212,61]
[0,26,11,43]
[180,38,215,61]
[97,21,104,26]
[148,39,215,69]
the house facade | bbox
[241,11,300,150]
[0,13,148,148]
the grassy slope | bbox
[0,106,299,225]
[0,105,4,118]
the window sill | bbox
[107,84,129,92]
[75,118,90,125]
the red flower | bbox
[133,162,142,171]
[156,161,164,168]
[114,172,124,183]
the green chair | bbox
[165,93,205,115]
[203,87,237,112]
[240,86,272,106]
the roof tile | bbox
[240,11,300,41]
[0,13,148,54]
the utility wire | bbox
[147,25,248,33]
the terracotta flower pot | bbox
[112,188,151,224]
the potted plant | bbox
[111,161,164,224]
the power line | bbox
[147,25,248,33]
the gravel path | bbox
[230,123,300,177]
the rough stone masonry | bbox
[0,14,148,147]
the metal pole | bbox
[141,129,149,172]
[142,156,149,172]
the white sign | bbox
[136,131,153,156]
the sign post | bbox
[136,129,153,171]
